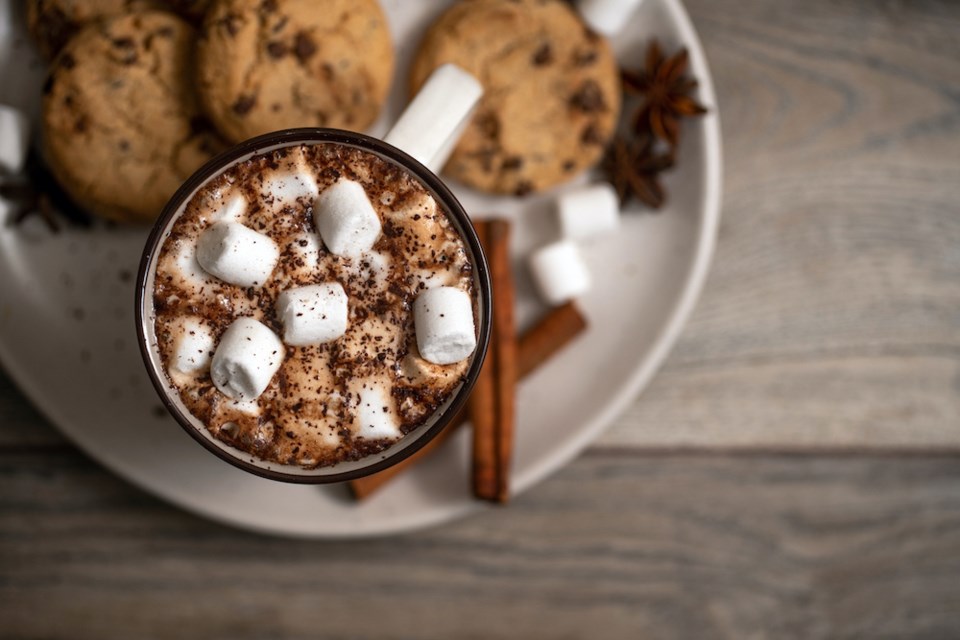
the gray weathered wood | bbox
[598,0,960,447]
[1,450,959,639]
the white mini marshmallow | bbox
[196,221,280,287]
[576,0,645,36]
[209,193,246,222]
[276,282,349,347]
[353,382,401,439]
[557,183,620,240]
[313,179,382,258]
[261,171,319,209]
[210,317,284,400]
[170,317,215,375]
[414,286,477,365]
[0,104,30,175]
[529,240,592,305]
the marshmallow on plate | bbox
[169,317,215,375]
[0,104,30,175]
[414,286,477,365]
[529,240,592,305]
[575,0,645,36]
[276,282,349,346]
[196,221,280,287]
[557,183,620,240]
[211,317,284,400]
[313,179,382,258]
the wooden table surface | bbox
[2,0,959,637]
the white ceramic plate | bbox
[0,0,721,537]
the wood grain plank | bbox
[1,450,958,639]
[599,0,960,447]
[0,369,64,448]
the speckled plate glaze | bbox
[0,0,721,537]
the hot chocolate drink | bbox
[148,141,479,469]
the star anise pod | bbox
[622,40,707,148]
[603,132,675,209]
[0,180,60,232]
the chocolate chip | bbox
[532,43,553,66]
[218,13,241,36]
[60,53,76,69]
[475,112,500,139]
[580,123,604,146]
[119,139,130,151]
[570,80,606,112]
[502,156,524,170]
[260,0,278,12]
[232,94,256,115]
[189,115,213,135]
[514,180,534,196]
[294,31,317,62]
[266,41,287,58]
[157,26,175,38]
[562,159,576,171]
[573,49,598,66]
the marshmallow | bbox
[414,286,477,365]
[0,104,30,175]
[352,382,401,439]
[169,317,215,375]
[557,183,620,240]
[384,64,483,172]
[275,282,349,347]
[261,171,319,209]
[210,317,285,400]
[529,240,592,305]
[576,0,645,36]
[208,193,246,222]
[196,221,280,287]
[313,179,382,258]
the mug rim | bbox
[135,127,492,484]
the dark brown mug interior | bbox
[135,128,492,484]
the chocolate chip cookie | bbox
[42,11,224,223]
[196,0,394,144]
[410,0,622,196]
[27,0,159,59]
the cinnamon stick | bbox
[471,219,516,503]
[348,301,587,500]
